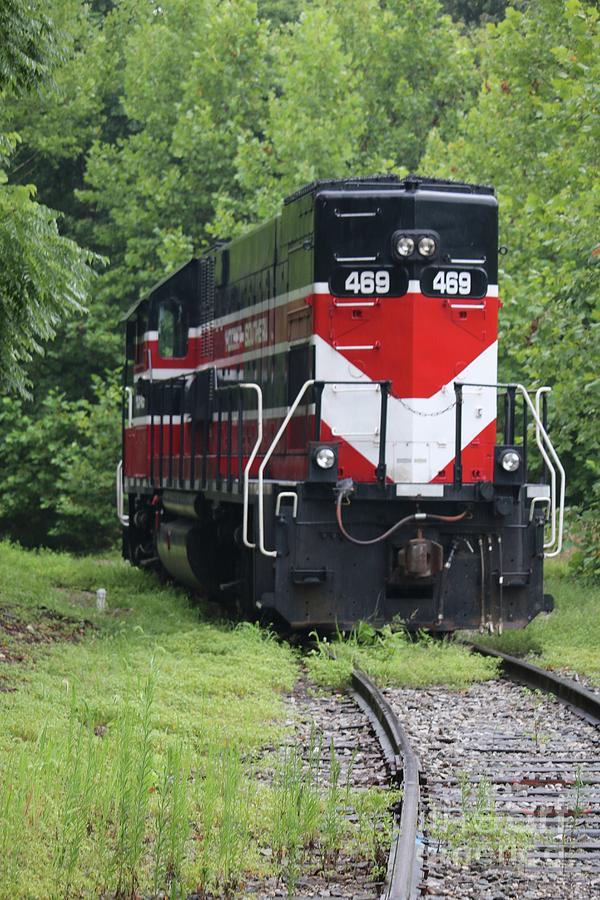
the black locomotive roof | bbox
[121,257,199,323]
[283,174,494,205]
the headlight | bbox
[418,236,437,257]
[314,447,336,469]
[501,450,521,472]
[394,235,414,258]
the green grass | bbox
[306,621,500,690]
[0,542,397,897]
[470,561,600,683]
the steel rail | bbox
[350,669,422,900]
[469,643,600,725]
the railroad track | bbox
[354,647,600,900]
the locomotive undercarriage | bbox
[125,480,553,633]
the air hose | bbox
[335,481,470,546]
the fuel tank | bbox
[157,519,205,591]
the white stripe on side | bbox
[138,282,499,345]
[129,403,316,428]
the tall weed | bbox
[113,665,157,897]
[0,748,31,892]
[195,744,253,894]
[55,695,100,893]
[153,742,191,895]
[272,730,322,895]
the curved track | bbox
[350,670,422,900]
[350,647,600,900]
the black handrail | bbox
[376,381,390,483]
[454,381,537,484]
[158,385,164,487]
[226,390,233,492]
[313,382,325,441]
[237,389,244,494]
[504,385,516,444]
[189,379,197,489]
[179,379,185,488]
[453,382,463,488]
[216,393,223,489]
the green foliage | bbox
[0,0,481,550]
[430,772,535,862]
[213,0,478,232]
[0,176,97,395]
[76,0,478,293]
[0,0,59,93]
[1,0,597,565]
[0,373,121,551]
[0,543,396,896]
[423,0,600,568]
[0,0,98,396]
[272,732,322,893]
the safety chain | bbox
[397,397,457,417]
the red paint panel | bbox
[124,426,148,478]
[313,291,498,399]
[430,419,497,484]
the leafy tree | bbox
[81,0,272,303]
[0,0,97,395]
[0,374,121,551]
[424,0,600,573]
[0,0,59,92]
[4,0,597,575]
[214,0,478,233]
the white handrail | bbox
[458,381,566,558]
[517,385,565,557]
[116,460,129,527]
[529,495,551,523]
[275,491,298,518]
[238,383,263,549]
[257,379,315,558]
[124,386,133,427]
[534,387,556,549]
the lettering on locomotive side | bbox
[224,316,268,354]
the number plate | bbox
[420,266,488,299]
[330,267,408,297]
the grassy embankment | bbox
[473,560,600,682]
[0,542,396,898]
[3,544,586,895]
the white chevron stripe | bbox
[314,335,498,483]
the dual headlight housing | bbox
[391,230,438,261]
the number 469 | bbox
[432,270,471,295]
[344,270,390,294]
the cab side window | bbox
[158,299,188,358]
